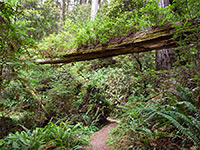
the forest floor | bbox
[85,118,120,150]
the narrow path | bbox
[85,118,120,150]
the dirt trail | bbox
[85,118,120,150]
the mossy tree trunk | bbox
[36,25,178,64]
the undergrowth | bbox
[0,121,90,150]
[108,83,200,149]
[1,0,199,149]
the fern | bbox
[176,101,200,115]
[155,111,200,145]
[1,121,89,149]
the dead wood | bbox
[36,26,178,64]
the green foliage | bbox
[37,0,200,59]
[0,1,35,97]
[1,1,200,149]
[0,1,35,54]
[21,0,60,41]
[78,79,112,125]
[104,0,147,17]
[0,35,42,138]
[19,63,113,129]
[38,0,174,57]
[68,3,91,24]
[44,66,83,119]
[0,121,89,149]
[108,84,200,149]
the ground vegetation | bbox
[0,0,199,149]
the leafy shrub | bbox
[21,0,60,41]
[77,80,112,126]
[43,69,82,120]
[0,1,35,93]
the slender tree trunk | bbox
[61,0,66,22]
[0,57,6,93]
[81,0,87,4]
[0,65,3,92]
[66,0,70,17]
[91,0,98,20]
[158,0,170,7]
[156,0,175,71]
[69,0,75,11]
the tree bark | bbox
[156,0,175,71]
[81,0,87,4]
[158,0,170,8]
[156,48,175,70]
[66,0,70,17]
[61,0,66,22]
[0,57,6,93]
[0,64,3,92]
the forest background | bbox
[0,0,200,149]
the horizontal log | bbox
[36,26,177,64]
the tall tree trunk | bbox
[61,0,70,28]
[158,0,170,7]
[69,0,75,11]
[66,0,70,17]
[156,48,175,70]
[81,0,87,4]
[0,57,6,93]
[156,0,175,71]
[91,0,98,20]
[0,65,3,93]
[61,0,66,23]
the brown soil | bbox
[85,118,119,150]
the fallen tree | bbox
[36,25,178,64]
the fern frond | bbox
[177,101,200,115]
[156,111,200,145]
